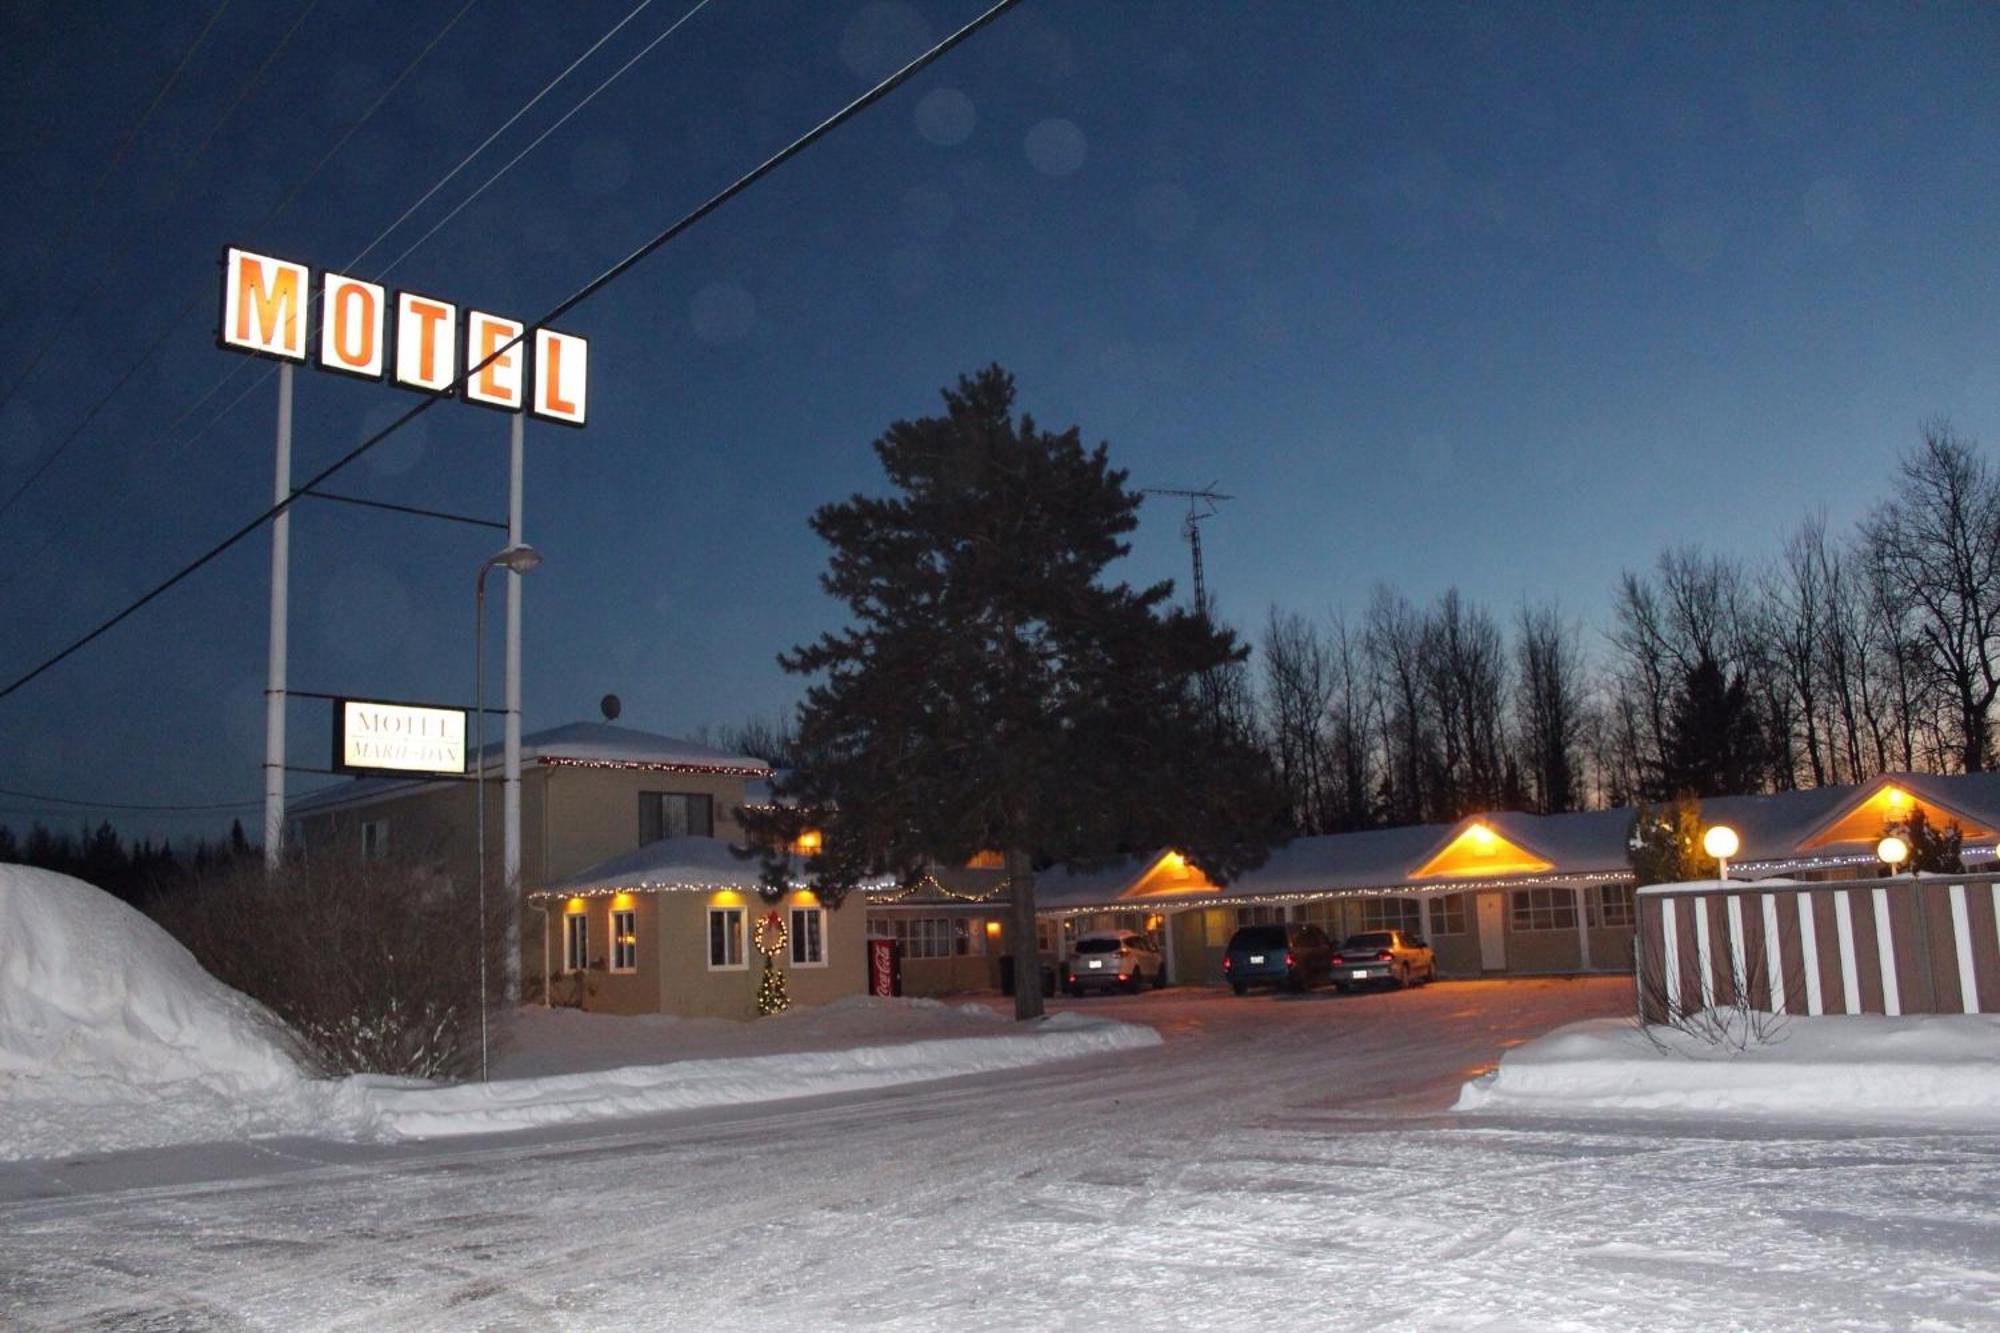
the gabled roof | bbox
[289,720,767,816]
[1795,773,1996,849]
[1409,818,1555,879]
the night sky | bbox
[1,0,1996,839]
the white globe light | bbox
[1877,834,1910,867]
[1702,825,1740,860]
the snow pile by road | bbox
[1456,1012,2000,1125]
[0,865,321,1160]
[331,1010,1159,1141]
[1,865,1159,1160]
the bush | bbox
[149,850,509,1080]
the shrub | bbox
[149,850,509,1079]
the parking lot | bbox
[9,974,1997,1330]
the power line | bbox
[0,0,663,550]
[0,0,235,325]
[0,784,261,813]
[0,0,475,529]
[0,1,322,429]
[371,0,714,283]
[0,0,1027,705]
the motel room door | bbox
[1476,892,1506,971]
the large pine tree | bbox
[746,366,1285,1018]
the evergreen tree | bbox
[1627,793,1718,886]
[1657,655,1767,798]
[743,366,1286,1019]
[1885,806,1964,874]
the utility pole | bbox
[1141,486,1230,620]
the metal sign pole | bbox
[262,361,294,870]
[503,409,525,997]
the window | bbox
[708,907,746,969]
[640,791,714,844]
[790,906,826,967]
[1595,884,1636,929]
[1511,887,1578,932]
[563,912,588,972]
[361,818,389,860]
[611,909,637,972]
[954,918,985,956]
[1426,893,1467,936]
[1355,897,1422,935]
[1235,905,1284,926]
[1035,919,1057,954]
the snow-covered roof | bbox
[876,773,2000,914]
[531,836,795,900]
[289,721,768,816]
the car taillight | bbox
[1117,972,1129,981]
[1375,949,1393,961]
[1285,952,1296,967]
[1329,953,1344,964]
[1222,956,1232,970]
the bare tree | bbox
[1419,589,1507,818]
[1515,602,1584,813]
[1261,608,1336,832]
[1366,586,1429,824]
[1864,422,2000,772]
[1325,613,1377,830]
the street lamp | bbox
[1877,834,1910,876]
[475,543,541,1082]
[1702,824,1740,882]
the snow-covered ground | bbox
[1460,1011,2000,1126]
[0,867,1155,1158]
[7,976,1998,1330]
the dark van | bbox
[1221,922,1334,994]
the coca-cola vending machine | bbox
[867,936,902,997]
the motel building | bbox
[865,772,2000,997]
[288,720,778,1011]
[295,736,2000,1016]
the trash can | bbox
[998,956,1056,997]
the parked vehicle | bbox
[1064,930,1164,994]
[1221,922,1334,994]
[1331,929,1436,989]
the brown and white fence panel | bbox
[1635,874,2000,1023]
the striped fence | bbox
[1634,872,2000,1023]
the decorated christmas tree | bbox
[754,911,790,1016]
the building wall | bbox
[538,888,864,1019]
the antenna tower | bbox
[1140,485,1231,619]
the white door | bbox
[1476,892,1506,971]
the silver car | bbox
[1063,930,1164,994]
[1331,929,1437,990]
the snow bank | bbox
[1456,1012,2000,1126]
[1,865,1160,1160]
[0,865,321,1160]
[330,1013,1160,1141]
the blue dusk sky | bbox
[0,0,1996,837]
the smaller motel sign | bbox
[219,247,588,426]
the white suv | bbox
[1063,930,1164,994]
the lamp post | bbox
[475,542,541,1082]
[1877,834,1910,876]
[1702,824,1740,883]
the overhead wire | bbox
[0,0,477,530]
[0,0,322,430]
[0,0,1028,705]
[0,0,235,325]
[0,784,263,813]
[0,0,665,557]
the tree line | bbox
[0,818,254,904]
[1248,421,2000,833]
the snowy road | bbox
[4,977,1998,1331]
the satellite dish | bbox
[600,694,621,721]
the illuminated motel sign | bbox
[219,247,588,426]
[334,698,469,777]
